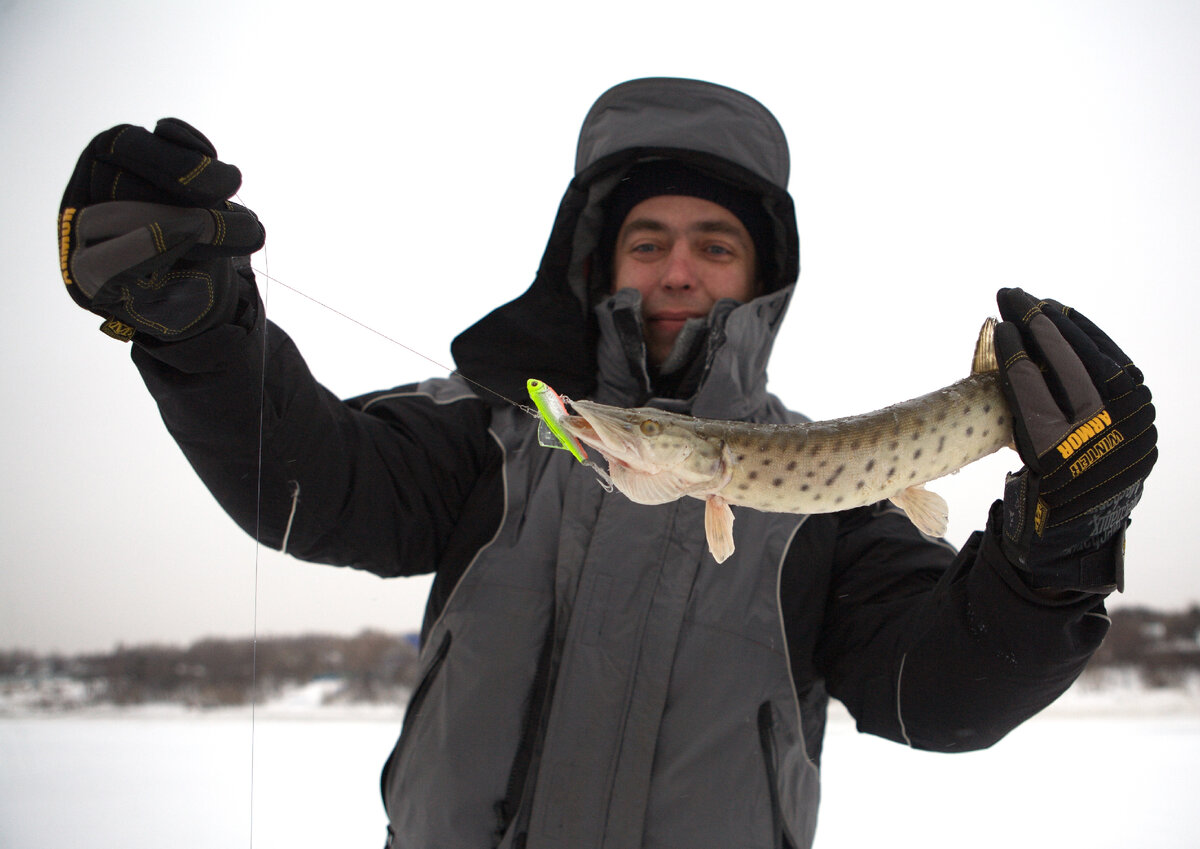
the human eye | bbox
[701,241,737,260]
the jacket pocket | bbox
[380,630,453,803]
[757,701,787,849]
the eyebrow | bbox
[619,217,749,240]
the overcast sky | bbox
[2,0,1197,654]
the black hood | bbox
[451,77,800,404]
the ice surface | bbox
[2,693,1198,848]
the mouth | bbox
[561,407,640,466]
[647,311,703,328]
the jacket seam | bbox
[359,384,480,412]
[775,514,815,773]
[896,652,913,747]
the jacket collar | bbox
[592,284,794,420]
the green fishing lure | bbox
[527,378,589,463]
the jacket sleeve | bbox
[129,298,500,577]
[813,503,1110,752]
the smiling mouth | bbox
[648,313,702,326]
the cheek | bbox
[611,256,649,295]
[710,268,757,302]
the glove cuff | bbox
[992,500,1126,594]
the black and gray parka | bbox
[130,79,1111,849]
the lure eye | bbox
[640,420,662,436]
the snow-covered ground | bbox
[2,677,1197,848]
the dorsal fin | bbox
[971,317,999,375]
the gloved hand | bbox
[58,118,266,342]
[993,288,1157,593]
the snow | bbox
[2,683,1198,848]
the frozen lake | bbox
[2,700,1198,848]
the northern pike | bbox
[550,319,1012,563]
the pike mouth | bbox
[561,410,641,468]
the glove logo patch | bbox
[1055,410,1112,460]
[1068,430,1125,479]
[100,318,135,342]
[59,207,76,287]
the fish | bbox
[555,318,1012,562]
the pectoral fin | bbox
[889,484,949,538]
[704,495,736,564]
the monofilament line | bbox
[247,219,267,849]
[252,267,534,415]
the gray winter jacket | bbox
[130,79,1112,849]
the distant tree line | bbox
[1090,605,1200,687]
[0,629,421,707]
[2,607,1198,709]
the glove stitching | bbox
[137,270,164,291]
[105,128,134,200]
[107,126,132,155]
[1039,421,1156,503]
[1041,441,1157,530]
[1018,301,1049,323]
[119,271,216,336]
[178,155,212,187]
[1105,369,1134,390]
[1038,395,1149,478]
[1002,350,1029,371]
[210,209,227,246]
[149,222,166,255]
[1040,402,1154,483]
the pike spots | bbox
[825,464,845,487]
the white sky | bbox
[2,0,1197,654]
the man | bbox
[58,78,1156,848]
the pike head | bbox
[562,399,734,505]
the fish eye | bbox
[640,420,662,436]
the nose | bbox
[659,243,697,291]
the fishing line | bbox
[248,231,268,849]
[239,252,603,845]
[251,268,615,487]
[251,267,536,416]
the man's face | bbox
[611,194,758,366]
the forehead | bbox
[617,195,750,239]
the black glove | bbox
[993,288,1157,593]
[58,118,265,342]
